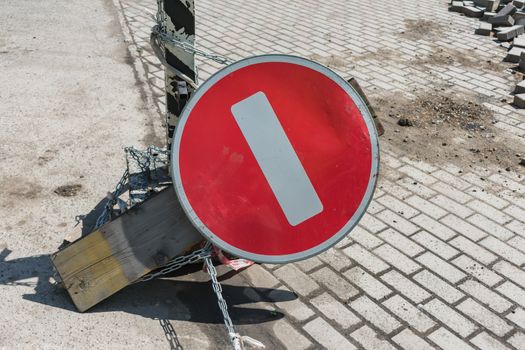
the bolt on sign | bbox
[172,55,380,263]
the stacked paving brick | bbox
[450,0,525,107]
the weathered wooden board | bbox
[52,186,202,312]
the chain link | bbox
[153,0,234,68]
[94,169,129,229]
[136,244,212,283]
[204,256,242,350]
[94,146,170,230]
[151,25,234,66]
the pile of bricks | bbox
[450,0,525,107]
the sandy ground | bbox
[0,0,217,348]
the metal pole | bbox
[162,0,196,152]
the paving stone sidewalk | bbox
[116,0,525,349]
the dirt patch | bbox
[372,89,524,171]
[394,94,492,130]
[400,19,444,40]
[308,53,348,69]
[350,48,396,63]
[54,184,82,197]
[413,47,505,72]
[2,178,43,200]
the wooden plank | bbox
[51,186,202,312]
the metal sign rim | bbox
[171,54,380,264]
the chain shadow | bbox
[1,248,294,326]
[88,271,293,326]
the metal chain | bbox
[94,146,170,229]
[94,168,129,229]
[137,244,256,349]
[136,243,212,283]
[154,0,234,67]
[151,25,234,66]
[204,256,242,350]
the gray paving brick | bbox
[480,236,525,265]
[358,214,388,233]
[416,252,466,283]
[349,296,401,334]
[468,214,515,240]
[244,264,280,289]
[383,295,436,332]
[398,165,437,185]
[433,169,471,190]
[470,332,511,350]
[377,195,420,219]
[497,281,525,308]
[432,182,473,204]
[504,205,525,222]
[311,267,359,301]
[412,214,457,240]
[441,214,487,241]
[378,228,424,257]
[376,209,419,236]
[413,231,459,259]
[508,332,525,350]
[317,248,354,271]
[413,270,465,304]
[406,195,447,219]
[489,174,525,193]
[348,226,384,250]
[507,307,525,328]
[467,200,513,225]
[344,267,392,300]
[274,264,320,296]
[397,177,438,199]
[343,244,389,274]
[449,236,498,265]
[459,280,512,313]
[311,293,361,329]
[294,256,323,273]
[303,318,357,350]
[381,270,431,304]
[268,287,315,322]
[351,325,397,350]
[424,299,478,337]
[507,220,525,237]
[392,329,434,350]
[428,328,475,350]
[458,298,513,336]
[272,319,312,350]
[467,187,509,209]
[452,254,503,286]
[400,157,437,173]
[373,244,421,275]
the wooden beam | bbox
[52,187,202,312]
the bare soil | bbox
[372,89,525,173]
[413,47,505,72]
[400,19,444,40]
[54,184,82,197]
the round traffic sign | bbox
[172,55,379,263]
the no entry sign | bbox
[172,55,379,263]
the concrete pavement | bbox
[2,0,525,349]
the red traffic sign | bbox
[172,55,379,263]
